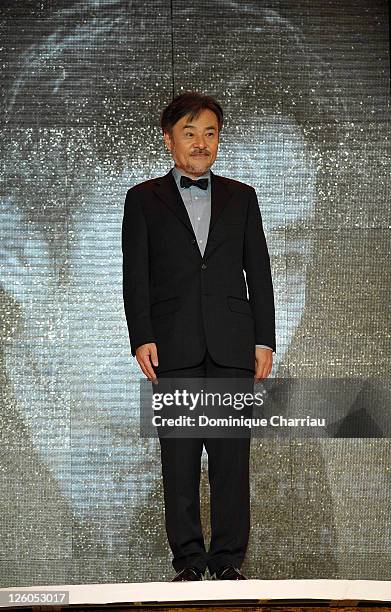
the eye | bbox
[185,132,193,137]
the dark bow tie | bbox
[180,175,209,190]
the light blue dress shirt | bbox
[171,165,273,353]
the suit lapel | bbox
[152,168,233,259]
[209,170,231,236]
[153,169,193,235]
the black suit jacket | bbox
[122,168,276,373]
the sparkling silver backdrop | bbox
[0,0,390,586]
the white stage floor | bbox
[0,579,390,606]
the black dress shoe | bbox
[212,564,247,580]
[171,566,203,581]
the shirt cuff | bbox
[255,344,274,351]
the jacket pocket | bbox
[151,296,180,318]
[227,295,252,316]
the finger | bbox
[258,365,269,380]
[264,363,272,378]
[137,355,155,380]
[142,355,157,381]
[150,346,159,367]
[138,360,151,380]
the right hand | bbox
[135,343,159,384]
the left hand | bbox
[254,347,273,383]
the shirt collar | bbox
[172,165,211,188]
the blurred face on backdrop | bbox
[163,108,220,177]
[0,113,315,524]
[0,7,318,551]
[3,0,388,582]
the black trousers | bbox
[157,349,254,576]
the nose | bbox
[194,135,207,149]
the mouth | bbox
[191,153,209,157]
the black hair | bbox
[160,91,224,135]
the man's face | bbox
[163,108,219,177]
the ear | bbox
[163,131,172,152]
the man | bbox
[122,91,276,581]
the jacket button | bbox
[191,238,196,244]
[201,263,207,270]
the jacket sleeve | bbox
[122,187,156,357]
[243,187,276,352]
